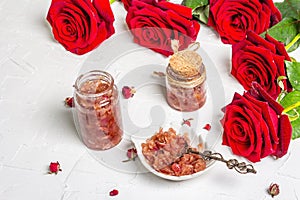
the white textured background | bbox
[0,0,299,199]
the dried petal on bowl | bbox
[141,128,206,176]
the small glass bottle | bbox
[166,50,207,112]
[73,70,123,150]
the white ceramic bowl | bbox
[131,125,216,181]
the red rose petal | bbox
[203,124,211,131]
[247,31,276,53]
[251,82,284,114]
[265,34,291,61]
[244,92,279,155]
[272,114,292,158]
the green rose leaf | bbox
[285,61,300,90]
[275,0,300,20]
[261,18,300,52]
[192,5,209,24]
[280,91,300,139]
[181,0,208,9]
[182,0,209,24]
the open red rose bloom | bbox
[232,31,291,99]
[126,0,200,56]
[208,0,281,44]
[221,82,292,162]
[46,0,115,55]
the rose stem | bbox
[285,33,300,51]
[283,101,300,114]
[109,0,116,4]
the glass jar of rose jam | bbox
[73,70,123,150]
[166,50,206,112]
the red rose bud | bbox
[109,189,119,196]
[127,148,137,160]
[203,123,211,131]
[64,97,73,107]
[122,86,136,99]
[268,183,280,198]
[123,148,137,162]
[221,82,292,162]
[48,161,62,174]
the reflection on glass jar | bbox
[73,70,123,150]
[166,50,207,112]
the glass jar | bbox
[73,70,123,150]
[166,50,207,112]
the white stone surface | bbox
[0,0,299,199]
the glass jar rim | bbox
[74,70,115,98]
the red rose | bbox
[221,82,292,162]
[121,0,165,11]
[121,0,132,11]
[46,0,115,55]
[208,0,281,44]
[231,31,290,99]
[126,0,200,56]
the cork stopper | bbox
[169,50,202,77]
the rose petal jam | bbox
[73,70,123,150]
[166,50,207,112]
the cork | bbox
[169,50,202,77]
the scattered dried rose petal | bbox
[122,86,136,99]
[123,147,137,162]
[182,118,193,127]
[203,123,211,131]
[268,183,280,198]
[109,189,119,196]
[48,161,62,174]
[64,97,73,107]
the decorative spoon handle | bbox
[187,148,257,174]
